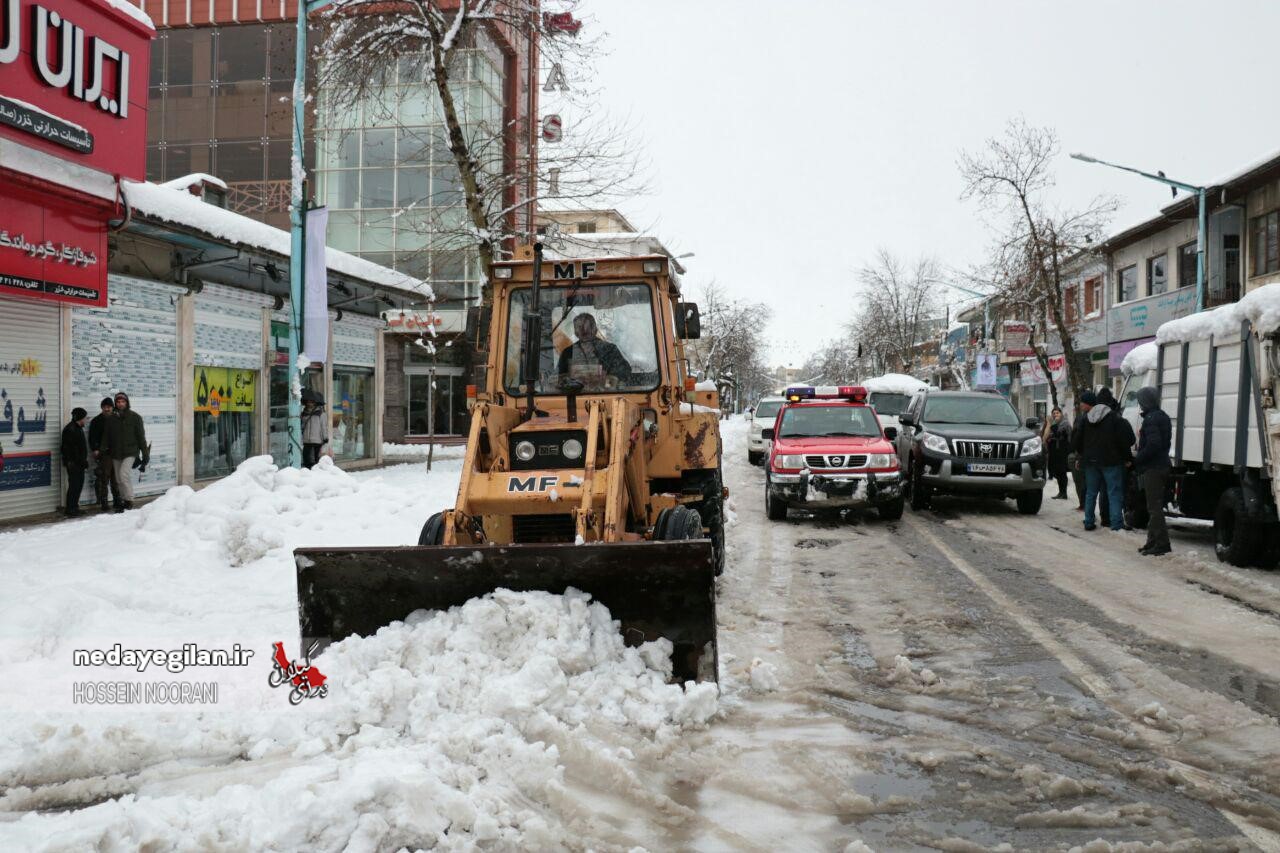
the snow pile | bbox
[0,590,719,850]
[1155,282,1280,344]
[862,373,929,395]
[103,0,154,29]
[381,442,468,459]
[695,379,718,391]
[136,455,359,566]
[747,657,780,692]
[1120,341,1158,376]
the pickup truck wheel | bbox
[1214,487,1261,567]
[748,450,763,466]
[418,511,445,545]
[765,479,788,521]
[908,464,931,511]
[878,496,905,521]
[1015,489,1043,515]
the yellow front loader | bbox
[295,245,723,682]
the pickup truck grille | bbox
[805,454,868,469]
[952,439,1018,460]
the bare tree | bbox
[687,281,772,407]
[852,249,942,375]
[959,118,1118,408]
[316,0,645,307]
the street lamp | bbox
[1070,152,1207,312]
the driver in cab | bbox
[557,312,632,390]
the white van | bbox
[862,373,929,436]
[747,396,785,464]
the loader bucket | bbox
[294,540,718,683]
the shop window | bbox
[216,26,268,83]
[194,366,258,479]
[333,367,374,460]
[1116,265,1137,303]
[1250,210,1280,277]
[1084,276,1102,316]
[1147,253,1167,295]
[1177,241,1197,290]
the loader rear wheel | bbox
[418,512,445,546]
[686,468,727,576]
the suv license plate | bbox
[968,463,1005,474]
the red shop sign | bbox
[0,0,153,182]
[0,182,107,306]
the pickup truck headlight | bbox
[921,432,949,455]
[1021,436,1043,456]
[867,453,897,469]
[775,454,806,470]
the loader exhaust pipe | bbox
[521,242,544,422]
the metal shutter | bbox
[0,298,62,520]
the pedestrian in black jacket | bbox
[1072,390,1134,531]
[60,408,89,517]
[1043,407,1071,499]
[87,397,118,511]
[1134,386,1172,556]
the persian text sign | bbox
[0,0,153,181]
[1002,321,1034,358]
[0,183,106,305]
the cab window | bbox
[868,392,910,416]
[778,404,881,438]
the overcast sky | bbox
[583,0,1280,366]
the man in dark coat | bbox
[1044,406,1072,499]
[60,407,89,517]
[1072,390,1134,531]
[1134,386,1173,555]
[557,313,632,390]
[101,391,147,512]
[87,397,118,511]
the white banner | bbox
[303,207,329,364]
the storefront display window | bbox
[194,366,258,479]
[333,367,374,460]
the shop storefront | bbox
[383,308,470,441]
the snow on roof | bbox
[101,0,154,29]
[1120,341,1158,376]
[124,180,432,299]
[1155,283,1280,345]
[861,373,929,395]
[161,173,227,192]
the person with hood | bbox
[1134,386,1173,556]
[101,392,147,512]
[1072,389,1133,531]
[1043,406,1072,499]
[87,397,118,511]
[301,390,328,469]
[60,407,89,517]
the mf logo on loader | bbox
[508,475,560,493]
[552,261,595,280]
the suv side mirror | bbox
[675,302,701,339]
[1025,417,1041,430]
[898,412,914,427]
[883,426,898,441]
[761,427,775,440]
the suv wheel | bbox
[748,450,763,466]
[1015,489,1043,515]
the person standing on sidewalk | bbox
[301,391,328,469]
[60,408,89,517]
[87,397,118,511]
[1044,406,1072,499]
[101,392,147,512]
[1134,386,1173,556]
[1072,390,1133,531]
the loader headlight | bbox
[562,437,584,460]
[514,440,536,462]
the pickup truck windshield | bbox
[779,405,881,438]
[922,396,1020,426]
[868,392,910,416]
[504,283,661,395]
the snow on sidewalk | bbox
[0,455,718,851]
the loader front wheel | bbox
[418,512,446,546]
[655,505,704,543]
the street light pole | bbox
[1070,152,1208,312]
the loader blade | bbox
[295,540,718,683]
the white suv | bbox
[747,397,785,465]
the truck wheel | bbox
[748,450,763,466]
[1015,489,1043,515]
[655,505,703,541]
[877,496,905,521]
[1125,474,1149,529]
[1214,488,1261,567]
[765,480,788,521]
[418,511,445,545]
[908,465,931,511]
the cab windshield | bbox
[779,404,881,438]
[922,395,1020,426]
[868,392,910,416]
[504,283,661,395]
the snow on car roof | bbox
[1121,341,1159,376]
[861,373,929,395]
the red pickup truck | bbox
[762,386,904,522]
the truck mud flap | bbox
[295,540,718,684]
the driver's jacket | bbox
[556,339,632,386]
